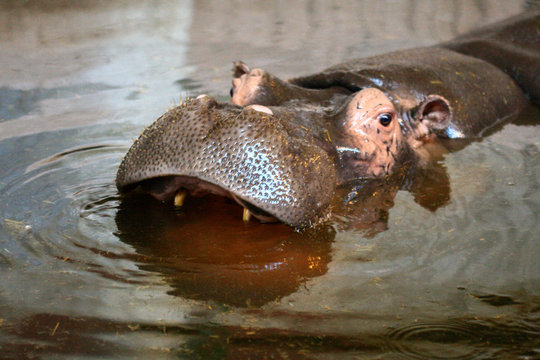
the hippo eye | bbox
[378,113,393,127]
[230,87,234,97]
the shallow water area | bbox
[1,1,539,359]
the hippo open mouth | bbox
[136,175,279,223]
[116,96,337,227]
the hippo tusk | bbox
[174,191,187,207]
[243,208,251,222]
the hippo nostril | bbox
[230,87,234,97]
[194,94,218,108]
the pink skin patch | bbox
[231,68,265,106]
[341,88,405,177]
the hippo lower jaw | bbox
[139,175,278,223]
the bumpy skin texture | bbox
[289,47,528,138]
[116,96,336,227]
[442,11,540,106]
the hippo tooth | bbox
[242,208,251,222]
[174,191,187,207]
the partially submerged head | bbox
[116,95,337,227]
[331,88,452,181]
[116,88,452,227]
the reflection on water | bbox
[1,0,539,359]
[115,193,334,307]
[0,84,118,122]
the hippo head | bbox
[332,89,452,180]
[116,95,336,227]
[117,88,451,227]
[333,88,405,179]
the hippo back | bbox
[289,47,528,138]
[441,10,540,106]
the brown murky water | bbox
[1,1,539,359]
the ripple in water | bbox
[0,131,336,314]
[0,138,152,305]
[385,321,487,360]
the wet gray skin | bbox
[232,13,537,139]
[116,87,445,226]
[116,95,337,227]
[233,47,528,140]
[441,10,540,105]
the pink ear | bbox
[416,95,452,131]
[233,61,250,78]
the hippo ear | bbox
[415,95,452,131]
[233,61,250,78]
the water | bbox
[1,1,539,359]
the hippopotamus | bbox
[116,13,536,227]
[116,89,415,226]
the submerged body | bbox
[441,11,540,106]
[288,47,527,138]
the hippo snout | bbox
[116,96,336,227]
